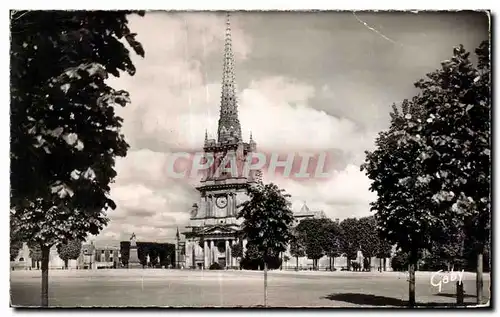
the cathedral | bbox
[181,13,393,271]
[182,13,256,269]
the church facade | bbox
[182,14,256,269]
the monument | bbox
[182,13,258,269]
[128,233,142,268]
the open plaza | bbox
[10,269,490,307]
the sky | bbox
[96,10,489,245]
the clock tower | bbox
[182,12,257,269]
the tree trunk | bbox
[379,258,382,272]
[476,252,483,304]
[332,257,335,270]
[295,256,298,271]
[347,258,351,271]
[383,258,387,271]
[456,281,464,305]
[408,253,416,308]
[329,256,332,271]
[264,261,268,307]
[368,257,372,272]
[64,259,68,270]
[41,245,50,307]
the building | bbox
[182,13,258,269]
[293,202,326,225]
[79,243,120,269]
[11,242,79,270]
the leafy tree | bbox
[10,232,23,261]
[362,41,491,306]
[376,239,393,271]
[241,241,282,270]
[289,230,306,270]
[10,10,145,306]
[57,239,82,269]
[413,42,490,304]
[339,218,360,270]
[296,218,325,270]
[357,216,379,271]
[238,181,294,307]
[231,242,243,268]
[362,95,436,306]
[28,242,42,269]
[321,220,342,271]
[391,250,409,272]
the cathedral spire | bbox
[217,12,242,144]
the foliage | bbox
[238,182,294,260]
[28,242,43,261]
[240,242,282,270]
[57,239,82,267]
[120,241,130,265]
[357,216,379,259]
[296,218,325,261]
[289,230,306,259]
[10,10,145,249]
[391,250,409,272]
[283,255,290,262]
[322,220,342,259]
[231,242,243,259]
[413,42,491,254]
[10,232,23,261]
[361,95,435,259]
[362,42,491,260]
[376,239,393,259]
[339,218,360,261]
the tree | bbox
[11,241,23,262]
[10,231,23,262]
[57,239,83,269]
[376,239,393,272]
[231,242,243,269]
[238,181,294,307]
[362,96,435,307]
[289,231,306,270]
[391,250,409,272]
[296,218,326,270]
[28,243,43,270]
[321,220,342,271]
[10,11,145,306]
[339,218,360,270]
[413,42,491,304]
[362,42,491,306]
[358,216,379,271]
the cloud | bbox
[93,12,382,245]
[268,164,376,221]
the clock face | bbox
[216,196,228,208]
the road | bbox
[10,269,491,307]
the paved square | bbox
[10,269,490,307]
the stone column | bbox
[210,240,215,265]
[242,239,248,258]
[229,194,235,216]
[232,193,237,216]
[226,239,231,268]
[203,240,208,269]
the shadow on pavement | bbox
[435,293,476,299]
[321,293,476,307]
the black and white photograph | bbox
[8,8,491,308]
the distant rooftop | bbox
[294,202,326,219]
